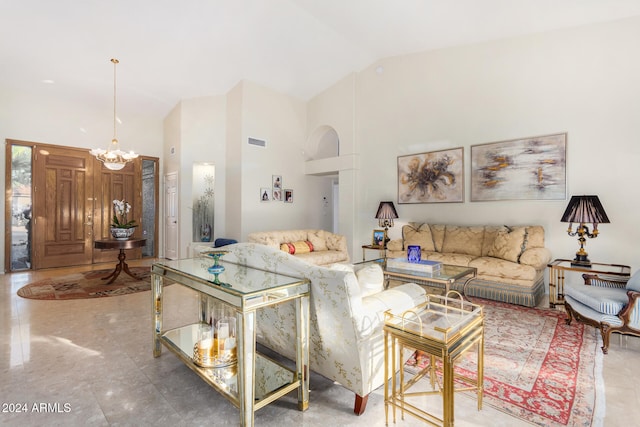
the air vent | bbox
[248,137,266,147]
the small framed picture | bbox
[272,175,282,189]
[272,188,282,201]
[372,229,386,248]
[260,188,270,202]
[284,189,293,203]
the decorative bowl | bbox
[110,227,135,240]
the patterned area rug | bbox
[405,298,603,426]
[17,267,154,300]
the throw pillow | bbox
[280,241,314,254]
[326,233,346,251]
[307,230,328,251]
[487,226,528,263]
[441,225,485,256]
[355,264,385,297]
[402,223,435,252]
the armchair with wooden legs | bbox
[564,270,640,354]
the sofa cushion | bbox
[280,240,313,254]
[326,232,346,252]
[307,230,328,251]
[481,226,503,256]
[488,226,527,262]
[565,280,628,315]
[355,264,385,297]
[430,224,446,252]
[441,225,485,256]
[525,226,545,248]
[519,247,552,270]
[329,263,354,273]
[297,250,348,265]
[469,256,537,281]
[626,270,640,292]
[402,223,436,252]
[426,252,476,266]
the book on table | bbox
[386,258,442,274]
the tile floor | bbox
[1,259,639,426]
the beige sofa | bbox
[221,242,425,414]
[386,223,552,307]
[247,229,349,265]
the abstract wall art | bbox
[397,147,464,204]
[471,133,567,201]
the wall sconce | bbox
[375,201,398,248]
[560,195,610,266]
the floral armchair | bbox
[219,242,426,414]
[564,269,640,353]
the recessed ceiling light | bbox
[41,79,55,84]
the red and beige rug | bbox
[406,298,603,426]
[16,267,153,300]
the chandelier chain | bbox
[111,58,119,141]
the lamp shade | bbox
[375,201,398,220]
[560,195,610,224]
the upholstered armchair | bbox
[564,269,640,354]
[219,243,426,414]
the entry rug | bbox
[405,298,604,426]
[17,267,155,300]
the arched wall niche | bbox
[307,125,339,160]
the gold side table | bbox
[384,293,484,427]
[547,259,631,308]
[362,244,386,261]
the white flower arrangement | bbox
[111,199,137,229]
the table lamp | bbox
[560,195,609,267]
[375,201,398,248]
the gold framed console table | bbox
[547,259,630,308]
[384,293,484,427]
[151,257,310,426]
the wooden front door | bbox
[92,160,142,264]
[32,146,95,269]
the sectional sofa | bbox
[247,229,349,265]
[386,223,552,307]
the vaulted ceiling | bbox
[3,0,640,120]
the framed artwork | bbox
[470,133,567,201]
[260,188,270,202]
[272,188,282,201]
[272,175,282,189]
[372,229,386,248]
[284,189,293,203]
[397,147,464,204]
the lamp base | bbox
[571,253,592,267]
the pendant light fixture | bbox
[90,58,138,170]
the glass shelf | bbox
[161,323,298,407]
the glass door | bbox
[6,144,33,271]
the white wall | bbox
[310,16,640,271]
[237,81,318,239]
[306,74,360,252]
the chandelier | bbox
[90,58,138,170]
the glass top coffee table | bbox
[366,259,477,297]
